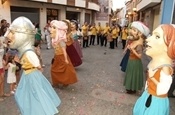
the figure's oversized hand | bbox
[65,59,69,64]
[14,55,20,63]
[148,68,157,78]
[128,45,134,52]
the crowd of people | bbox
[79,21,128,50]
[0,19,22,101]
[42,19,129,51]
[0,16,175,115]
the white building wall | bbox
[95,0,111,27]
[0,0,100,30]
[153,8,160,30]
[75,0,86,8]
[137,0,161,11]
[52,0,67,5]
[88,2,100,11]
[118,6,127,27]
[0,1,11,23]
[0,0,68,38]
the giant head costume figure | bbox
[4,16,35,56]
[128,21,150,41]
[146,24,175,63]
[50,20,68,46]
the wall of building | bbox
[0,1,11,23]
[152,7,160,30]
[161,0,174,23]
[0,0,100,30]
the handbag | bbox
[51,58,54,64]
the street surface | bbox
[0,42,175,115]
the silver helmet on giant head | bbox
[4,16,35,50]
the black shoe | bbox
[126,90,136,94]
[168,95,175,98]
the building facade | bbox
[0,0,101,30]
[161,0,175,24]
[136,0,161,31]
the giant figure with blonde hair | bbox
[133,24,175,115]
[50,20,77,88]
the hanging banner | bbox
[96,0,109,21]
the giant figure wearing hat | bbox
[123,21,150,94]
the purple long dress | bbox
[72,32,83,58]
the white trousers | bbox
[46,35,51,49]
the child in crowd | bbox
[34,41,45,67]
[0,39,10,101]
[14,54,21,85]
[5,56,17,95]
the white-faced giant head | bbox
[145,24,175,60]
[4,16,35,50]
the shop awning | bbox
[137,0,161,11]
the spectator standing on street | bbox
[5,56,17,95]
[101,22,110,47]
[96,22,103,45]
[35,23,42,47]
[34,41,45,67]
[82,22,89,48]
[121,26,128,49]
[110,24,118,49]
[44,20,51,49]
[0,38,9,101]
[89,23,97,46]
[14,54,21,85]
[0,19,7,36]
[114,24,120,48]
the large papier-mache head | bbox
[131,21,150,37]
[4,16,35,50]
[50,20,68,45]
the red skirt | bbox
[66,44,82,67]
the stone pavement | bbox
[0,42,175,115]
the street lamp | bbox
[133,8,137,12]
[76,8,79,11]
[128,12,132,15]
